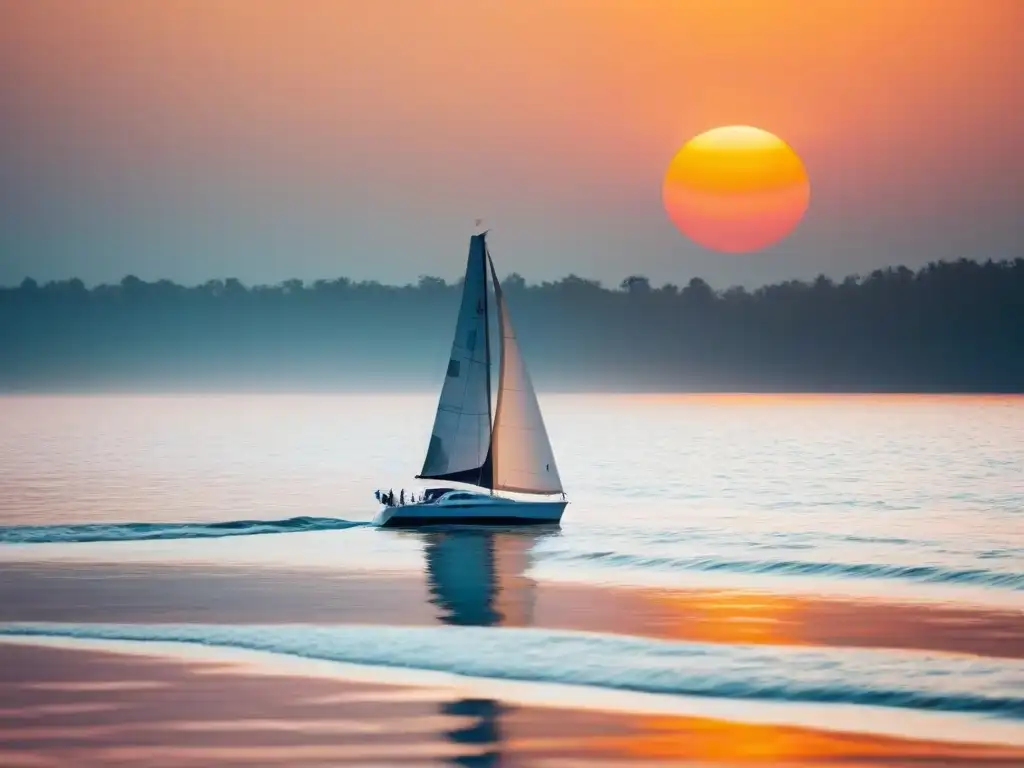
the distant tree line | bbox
[1,258,1022,392]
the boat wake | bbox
[1,622,1021,720]
[0,517,367,545]
[540,550,1024,591]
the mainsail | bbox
[418,234,493,485]
[418,232,562,496]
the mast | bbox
[480,234,494,493]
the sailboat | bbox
[372,231,567,527]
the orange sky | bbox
[0,0,1021,286]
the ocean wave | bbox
[1,622,1022,719]
[539,550,1024,590]
[0,517,366,544]
[615,529,917,548]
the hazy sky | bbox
[1,0,1021,289]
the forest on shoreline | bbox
[2,258,1022,393]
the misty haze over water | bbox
[2,258,1022,393]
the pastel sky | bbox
[1,0,1021,288]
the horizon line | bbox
[3,256,1021,292]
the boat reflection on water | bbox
[422,526,556,767]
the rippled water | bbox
[1,394,1021,603]
[1,394,1023,753]
[3,621,1022,719]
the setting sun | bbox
[663,126,810,254]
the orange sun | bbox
[662,126,809,254]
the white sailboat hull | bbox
[373,497,566,528]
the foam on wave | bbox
[1,622,1021,719]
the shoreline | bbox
[6,634,1024,747]
[3,638,1024,766]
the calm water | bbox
[1,394,1023,751]
[1,394,1021,603]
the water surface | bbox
[1,394,1022,762]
